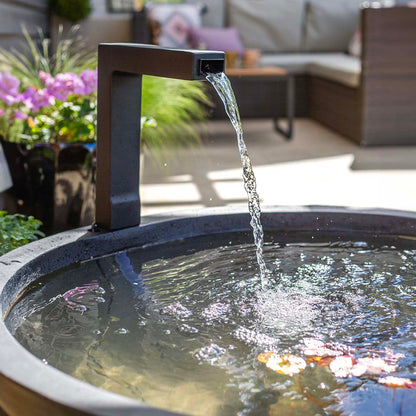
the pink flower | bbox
[39,71,53,85]
[21,87,55,112]
[0,72,20,95]
[14,111,27,120]
[80,69,97,94]
[0,109,4,116]
[45,72,85,101]
[0,72,21,105]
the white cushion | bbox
[303,0,362,52]
[260,53,361,87]
[228,0,306,52]
[307,54,361,87]
[260,53,344,74]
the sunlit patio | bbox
[142,118,416,216]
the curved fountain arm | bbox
[95,43,224,231]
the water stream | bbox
[205,72,268,286]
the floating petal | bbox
[258,353,306,375]
[329,355,354,378]
[378,376,416,389]
[355,357,397,375]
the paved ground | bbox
[141,118,416,217]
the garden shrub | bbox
[0,211,45,255]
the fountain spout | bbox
[95,43,225,231]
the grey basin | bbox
[1,206,416,416]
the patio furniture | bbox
[220,66,295,139]
[132,2,416,146]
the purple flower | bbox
[0,72,20,105]
[21,87,55,112]
[39,71,53,85]
[80,69,97,94]
[14,111,27,120]
[0,109,4,116]
[0,72,20,95]
[44,72,85,101]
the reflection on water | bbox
[7,232,416,416]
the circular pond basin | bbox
[1,207,416,416]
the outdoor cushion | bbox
[260,53,361,87]
[260,52,346,74]
[303,0,362,52]
[187,0,226,28]
[348,29,361,57]
[188,26,245,56]
[307,54,361,88]
[145,2,204,48]
[228,0,306,52]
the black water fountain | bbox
[1,44,416,416]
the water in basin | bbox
[7,231,416,415]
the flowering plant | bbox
[0,69,97,144]
[0,25,211,161]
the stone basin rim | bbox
[1,205,416,416]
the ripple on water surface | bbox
[7,232,416,416]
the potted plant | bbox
[0,27,97,234]
[0,27,211,234]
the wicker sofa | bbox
[132,0,416,146]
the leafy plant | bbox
[0,25,96,89]
[0,26,212,159]
[0,70,97,144]
[141,75,211,157]
[0,211,45,256]
[49,0,92,22]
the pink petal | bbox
[329,355,354,378]
[378,376,416,389]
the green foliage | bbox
[141,75,211,159]
[0,211,45,256]
[0,26,96,89]
[49,0,92,22]
[21,97,97,144]
[0,27,212,158]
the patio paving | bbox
[141,118,416,216]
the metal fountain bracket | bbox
[95,43,224,231]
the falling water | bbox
[205,72,268,286]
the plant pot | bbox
[1,140,96,235]
[0,141,12,193]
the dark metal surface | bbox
[274,74,295,139]
[96,43,224,231]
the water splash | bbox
[205,72,268,286]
